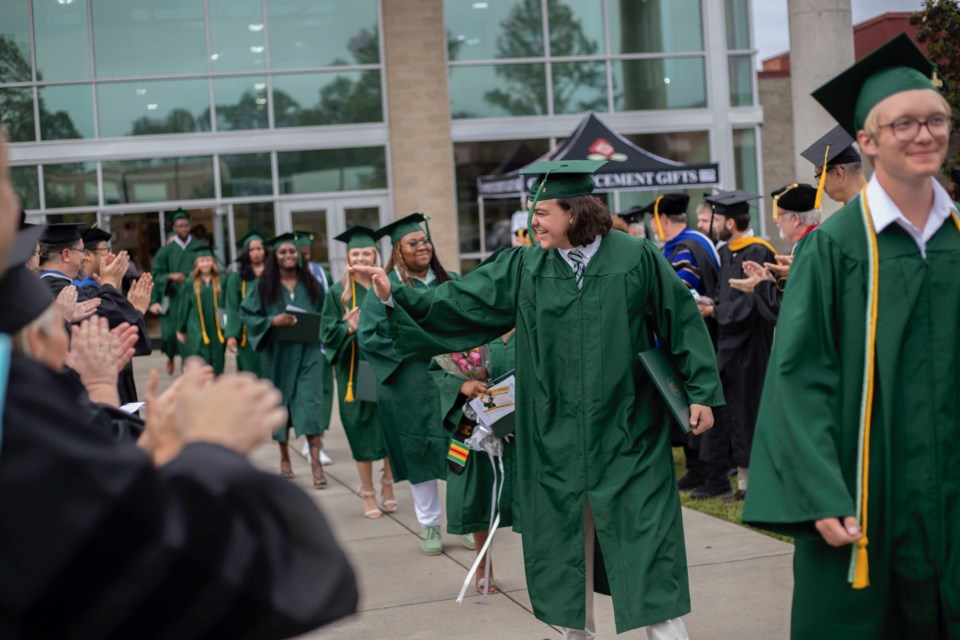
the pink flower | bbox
[468,351,482,365]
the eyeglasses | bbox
[405,238,432,250]
[880,114,951,142]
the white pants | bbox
[409,479,442,528]
[560,499,690,640]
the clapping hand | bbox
[65,317,131,406]
[127,273,154,314]
[765,255,793,278]
[56,285,101,323]
[729,260,775,293]
[96,251,130,290]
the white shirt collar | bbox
[558,234,602,270]
[866,174,956,258]
[394,265,435,286]
[173,235,192,250]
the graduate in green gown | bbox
[225,229,266,376]
[430,330,517,595]
[352,162,723,636]
[297,233,336,440]
[320,225,396,519]
[742,35,960,639]
[356,213,474,556]
[175,243,226,375]
[148,209,195,375]
[240,232,328,488]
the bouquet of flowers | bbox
[433,345,490,381]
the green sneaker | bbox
[419,525,442,556]
[459,533,477,550]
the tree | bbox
[911,0,960,172]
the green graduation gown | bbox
[240,280,326,442]
[357,270,460,485]
[430,333,516,535]
[224,272,262,376]
[386,233,723,633]
[149,240,195,359]
[176,277,226,375]
[320,280,387,462]
[742,195,960,639]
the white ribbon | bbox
[456,448,506,604]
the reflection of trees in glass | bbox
[209,90,268,131]
[44,164,96,209]
[279,147,387,193]
[483,0,605,116]
[0,36,82,141]
[274,27,382,127]
[131,108,209,136]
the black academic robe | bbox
[0,351,358,639]
[714,240,776,468]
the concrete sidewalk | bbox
[135,354,793,639]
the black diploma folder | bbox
[638,347,692,434]
[276,311,322,343]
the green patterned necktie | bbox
[569,249,585,293]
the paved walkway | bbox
[135,353,793,639]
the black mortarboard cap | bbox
[800,126,861,168]
[615,207,645,224]
[771,183,818,219]
[812,34,943,138]
[80,226,112,246]
[705,190,760,216]
[40,223,82,246]
[0,225,53,334]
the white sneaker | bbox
[300,441,310,460]
[319,449,333,466]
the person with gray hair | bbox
[801,125,868,206]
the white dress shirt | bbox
[866,174,956,258]
[557,234,602,272]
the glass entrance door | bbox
[278,196,388,279]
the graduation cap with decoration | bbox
[801,126,862,209]
[812,33,943,139]
[771,183,818,220]
[236,228,266,250]
[376,213,432,245]
[519,159,607,246]
[635,193,690,241]
[0,225,53,334]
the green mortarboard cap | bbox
[800,125,861,168]
[705,190,760,216]
[520,159,607,202]
[334,225,378,250]
[188,243,215,258]
[771,183,818,214]
[0,225,54,334]
[40,223,82,246]
[292,230,315,248]
[171,208,191,222]
[812,33,943,138]
[236,229,266,250]
[266,232,299,249]
[80,226,112,246]
[376,213,429,245]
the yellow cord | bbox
[814,145,830,210]
[195,278,225,346]
[240,279,248,348]
[653,195,665,241]
[344,275,358,403]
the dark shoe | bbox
[721,489,746,503]
[677,473,705,491]
[690,483,732,499]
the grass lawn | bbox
[672,448,792,544]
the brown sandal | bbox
[280,459,295,480]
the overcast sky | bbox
[753,0,925,65]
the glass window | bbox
[725,0,751,50]
[219,153,272,197]
[552,61,607,114]
[0,88,36,142]
[344,206,380,229]
[214,76,268,131]
[613,57,706,111]
[34,0,92,81]
[44,211,97,226]
[729,55,754,106]
[733,127,760,231]
[449,64,547,118]
[106,211,161,273]
[277,147,387,194]
[39,85,95,140]
[92,0,207,78]
[43,162,98,209]
[445,0,543,62]
[209,0,266,72]
[548,0,604,56]
[267,0,380,68]
[232,202,275,244]
[272,71,382,127]
[626,131,711,164]
[102,156,215,204]
[608,0,703,54]
[97,79,211,138]
[10,165,39,209]
[0,0,32,83]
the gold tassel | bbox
[240,279,248,348]
[195,283,210,346]
[344,275,358,403]
[773,183,799,221]
[653,195,665,241]
[852,536,870,589]
[814,145,830,210]
[213,279,224,344]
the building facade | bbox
[2,0,763,277]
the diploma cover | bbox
[276,311,322,343]
[638,347,692,434]
[354,361,378,403]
